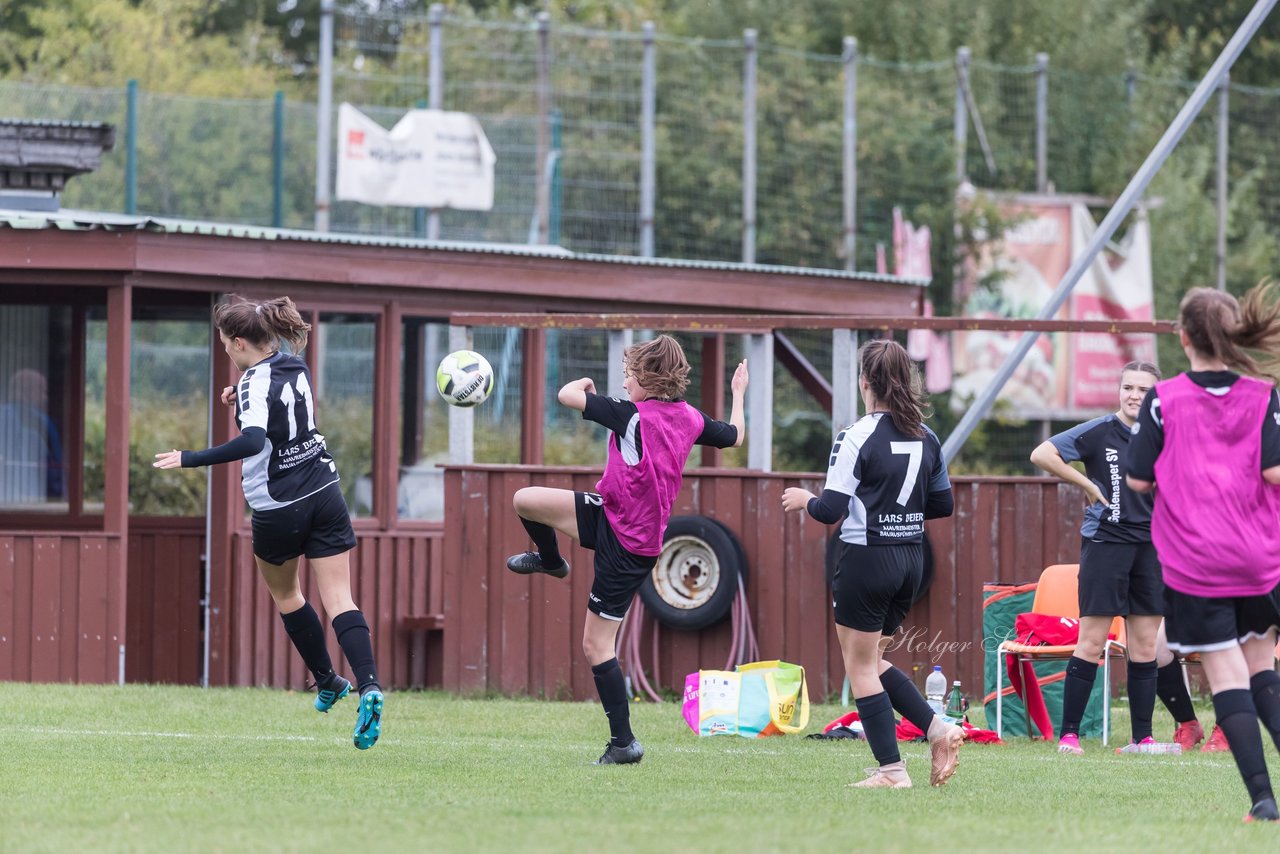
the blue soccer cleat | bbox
[314,673,351,713]
[353,688,383,750]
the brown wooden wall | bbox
[441,468,1086,702]
[0,531,126,683]
[2,475,1086,696]
[126,519,205,684]
[219,529,445,690]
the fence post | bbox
[427,2,445,240]
[1217,73,1229,291]
[742,29,757,265]
[534,11,552,245]
[272,91,285,228]
[832,329,858,438]
[954,47,969,184]
[314,0,334,232]
[842,37,857,271]
[125,79,138,215]
[550,108,562,245]
[639,21,656,258]
[1035,53,1048,193]
[414,99,428,238]
[746,331,773,471]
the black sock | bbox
[520,517,563,568]
[879,665,936,735]
[280,602,333,681]
[591,658,634,747]
[854,691,900,766]
[332,609,380,694]
[1157,659,1198,723]
[1251,670,1280,754]
[1060,656,1097,738]
[1213,688,1274,806]
[1128,659,1158,742]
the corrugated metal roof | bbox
[0,208,928,286]
[0,118,114,131]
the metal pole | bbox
[1217,73,1230,291]
[942,0,1279,465]
[272,91,285,228]
[746,332,773,471]
[639,21,657,257]
[125,79,138,215]
[314,0,334,232]
[414,99,428,238]
[842,37,858,271]
[954,47,968,184]
[1035,53,1048,193]
[534,12,552,245]
[742,29,757,265]
[427,2,444,240]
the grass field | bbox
[2,684,1278,853]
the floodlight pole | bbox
[942,0,1278,465]
[314,0,334,232]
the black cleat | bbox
[1246,798,1280,823]
[594,740,644,766]
[505,551,569,579]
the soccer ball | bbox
[436,349,494,407]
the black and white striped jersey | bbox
[824,413,950,546]
[235,352,340,511]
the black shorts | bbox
[251,482,357,566]
[575,491,658,621]
[1163,584,1280,654]
[830,541,923,635]
[1078,539,1163,618]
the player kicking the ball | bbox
[506,335,748,765]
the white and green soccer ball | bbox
[436,349,495,407]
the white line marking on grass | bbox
[9,726,317,742]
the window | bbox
[0,304,73,512]
[398,320,523,521]
[315,313,377,518]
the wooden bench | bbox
[403,613,445,632]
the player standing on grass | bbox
[505,335,748,765]
[1029,361,1168,754]
[154,296,384,750]
[782,339,961,789]
[1127,283,1280,822]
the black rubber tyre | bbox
[824,528,935,605]
[639,515,744,631]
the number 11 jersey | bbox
[236,352,340,511]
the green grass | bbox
[1,685,1277,852]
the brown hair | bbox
[213,295,311,353]
[859,338,929,438]
[1178,281,1280,378]
[1120,360,1162,381]
[624,334,691,400]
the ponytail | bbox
[859,338,929,438]
[1179,281,1280,379]
[214,295,311,353]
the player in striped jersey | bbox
[1128,283,1280,823]
[782,339,959,789]
[154,296,383,750]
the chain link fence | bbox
[10,8,1280,472]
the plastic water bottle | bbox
[945,680,965,720]
[1115,741,1182,754]
[925,665,946,715]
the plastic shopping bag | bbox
[682,660,810,738]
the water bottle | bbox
[925,665,946,715]
[945,680,965,719]
[1115,741,1182,754]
